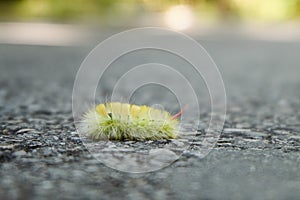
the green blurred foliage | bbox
[0,0,300,23]
[0,0,138,22]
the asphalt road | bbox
[1,35,300,199]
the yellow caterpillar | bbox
[81,102,186,141]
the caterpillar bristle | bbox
[80,102,180,141]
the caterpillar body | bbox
[81,102,185,141]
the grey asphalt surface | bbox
[1,35,300,200]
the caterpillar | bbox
[81,102,186,141]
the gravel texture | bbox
[1,38,300,199]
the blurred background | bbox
[1,0,300,24]
[1,0,300,45]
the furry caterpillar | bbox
[81,102,185,141]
